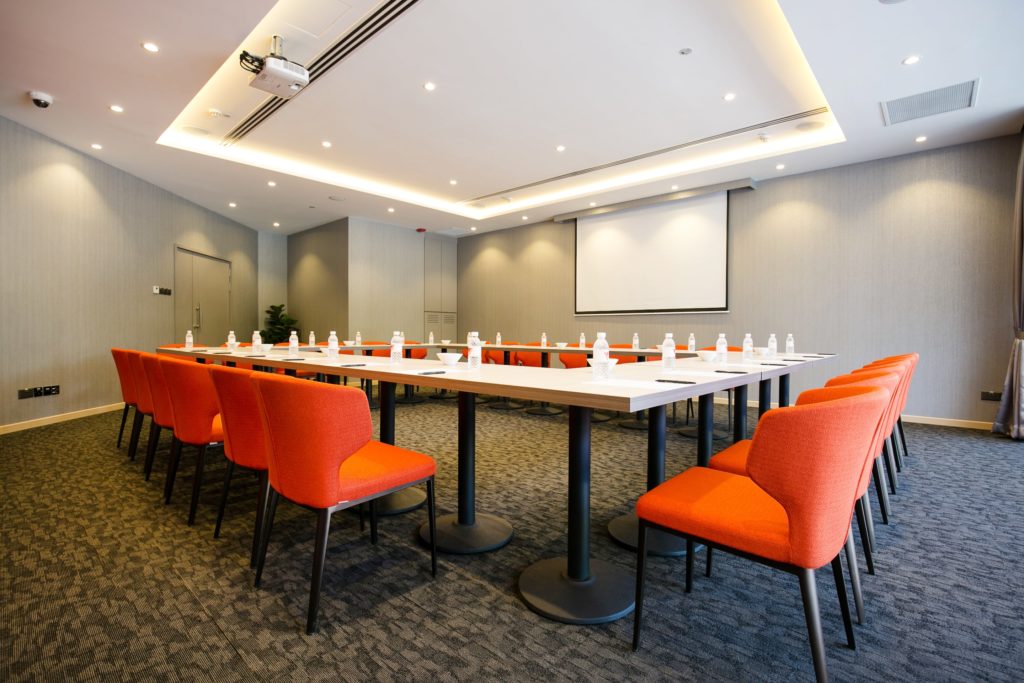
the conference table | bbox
[160,345,834,625]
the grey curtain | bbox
[993,132,1024,438]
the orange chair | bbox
[557,343,589,369]
[110,348,139,449]
[854,357,915,495]
[138,352,179,481]
[858,353,918,471]
[633,385,888,682]
[124,351,152,462]
[609,343,639,365]
[159,356,225,526]
[250,373,437,634]
[208,365,270,567]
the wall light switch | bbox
[152,286,160,294]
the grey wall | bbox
[458,135,1021,422]
[287,218,348,339]
[0,115,258,427]
[257,231,288,325]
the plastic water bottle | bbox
[428,331,434,344]
[185,330,193,349]
[252,330,262,349]
[592,332,610,379]
[328,330,339,351]
[541,332,548,347]
[468,331,483,369]
[308,331,315,347]
[495,331,502,345]
[716,333,728,363]
[227,330,236,345]
[767,333,777,358]
[687,333,696,352]
[288,330,299,355]
[632,333,640,350]
[662,333,675,369]
[742,333,753,360]
[579,332,586,347]
[355,330,362,346]
[786,333,796,354]
[390,331,403,363]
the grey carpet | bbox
[1,399,1022,682]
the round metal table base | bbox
[677,426,731,441]
[396,395,426,405]
[519,557,635,625]
[418,513,514,554]
[429,391,458,401]
[607,513,687,557]
[488,401,524,411]
[375,487,427,516]
[616,418,648,431]
[525,405,564,416]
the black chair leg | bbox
[164,437,182,504]
[369,499,379,545]
[798,568,829,683]
[632,521,649,651]
[250,470,269,569]
[143,423,161,481]
[872,458,891,524]
[705,547,714,577]
[845,529,864,625]
[187,444,208,526]
[882,439,898,493]
[214,459,236,538]
[855,498,875,575]
[685,540,694,593]
[255,489,280,588]
[426,479,437,577]
[117,404,131,448]
[306,508,332,635]
[831,554,856,649]
[890,428,904,472]
[897,416,909,460]
[127,411,145,461]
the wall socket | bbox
[981,391,1002,402]
[18,385,60,399]
[151,286,172,295]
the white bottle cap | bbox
[394,331,400,335]
[666,333,673,338]
[597,332,606,338]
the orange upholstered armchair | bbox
[110,348,139,449]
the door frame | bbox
[174,245,232,339]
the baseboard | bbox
[0,403,124,435]
[723,397,991,430]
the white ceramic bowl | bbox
[437,352,462,366]
[261,343,274,353]
[226,341,239,351]
[697,350,718,362]
[556,342,568,348]
[587,358,619,368]
[342,340,355,346]
[754,346,770,357]
[441,339,452,345]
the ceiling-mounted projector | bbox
[240,35,309,99]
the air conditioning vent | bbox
[880,79,979,126]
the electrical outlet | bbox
[153,285,160,294]
[159,287,172,296]
[42,385,60,396]
[18,388,34,399]
[17,385,60,399]
[981,391,1002,402]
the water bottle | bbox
[185,330,193,349]
[716,333,728,363]
[592,332,610,379]
[252,330,262,349]
[541,332,548,347]
[687,333,696,352]
[227,330,236,345]
[495,331,502,345]
[390,331,403,363]
[288,330,299,355]
[355,330,362,346]
[786,333,795,354]
[767,333,777,358]
[468,331,482,369]
[428,331,434,344]
[632,333,640,350]
[308,331,315,347]
[662,333,675,369]
[742,333,753,360]
[579,332,586,347]
[328,330,339,351]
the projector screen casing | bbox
[575,191,728,315]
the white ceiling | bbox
[1,0,1021,237]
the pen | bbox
[715,370,747,374]
[656,379,695,384]
[339,363,366,368]
[419,370,446,375]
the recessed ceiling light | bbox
[723,92,736,102]
[141,42,159,53]
[423,81,436,92]
[589,202,596,207]
[267,180,277,187]
[272,222,280,228]
[109,104,124,113]
[90,143,103,150]
[470,226,477,231]
[776,163,786,170]
[556,145,566,152]
[671,185,679,191]
[387,207,395,213]
[915,135,927,143]
[902,55,921,66]
[228,202,237,208]
[321,141,332,148]
[449,179,458,185]
[207,108,225,118]
[522,216,529,221]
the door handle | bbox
[194,304,201,330]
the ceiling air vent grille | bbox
[880,79,979,126]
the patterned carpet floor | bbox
[2,396,1023,682]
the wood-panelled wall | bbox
[457,135,1021,422]
[0,116,258,427]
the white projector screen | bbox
[575,192,728,314]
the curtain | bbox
[993,132,1024,438]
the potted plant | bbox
[262,304,300,344]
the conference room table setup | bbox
[160,342,835,625]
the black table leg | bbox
[697,393,714,467]
[419,392,513,553]
[779,374,791,408]
[374,381,426,516]
[519,406,635,624]
[733,384,748,442]
[758,378,772,417]
[607,405,686,557]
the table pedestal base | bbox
[607,513,686,557]
[678,426,730,441]
[375,487,426,516]
[525,404,563,416]
[519,557,635,624]
[419,513,513,554]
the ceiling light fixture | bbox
[671,185,679,191]
[228,202,237,208]
[90,143,103,150]
[267,180,277,187]
[522,216,529,221]
[387,207,395,213]
[901,55,920,66]
[141,42,159,53]
[449,179,458,185]
[109,104,124,113]
[915,135,927,143]
[321,141,332,148]
[723,92,737,102]
[423,81,436,92]
[470,226,477,231]
[589,202,596,207]
[272,222,280,227]
[556,145,566,152]
[776,163,786,170]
